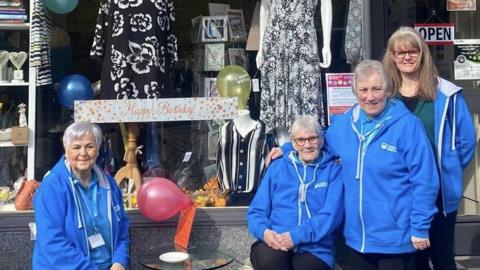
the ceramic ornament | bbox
[9,51,27,82]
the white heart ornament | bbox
[0,51,8,67]
[9,51,27,70]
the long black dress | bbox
[90,0,178,99]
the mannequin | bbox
[256,0,333,131]
[216,110,268,206]
[233,109,258,137]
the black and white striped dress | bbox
[216,120,269,205]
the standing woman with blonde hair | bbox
[383,26,476,270]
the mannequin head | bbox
[216,65,251,110]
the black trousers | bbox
[416,211,457,270]
[343,245,418,270]
[250,240,330,270]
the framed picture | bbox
[228,48,247,68]
[201,16,228,42]
[204,43,225,71]
[191,15,202,43]
[208,3,230,16]
[227,9,246,41]
[204,77,219,97]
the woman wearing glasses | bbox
[267,60,440,270]
[383,26,476,270]
[248,115,344,270]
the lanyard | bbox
[73,172,100,233]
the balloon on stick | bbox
[57,74,94,110]
[137,178,192,221]
[43,0,79,14]
[216,65,252,110]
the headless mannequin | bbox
[234,110,257,137]
[256,0,333,69]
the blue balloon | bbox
[57,74,94,110]
[43,0,78,14]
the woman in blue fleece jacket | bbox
[383,26,476,270]
[248,115,344,270]
[33,122,129,270]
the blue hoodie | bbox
[325,100,439,254]
[433,78,476,214]
[247,149,343,269]
[33,156,130,270]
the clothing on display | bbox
[31,0,52,86]
[216,119,268,202]
[90,0,178,99]
[258,0,330,131]
[344,0,365,65]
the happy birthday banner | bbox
[74,97,238,123]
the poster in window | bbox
[204,43,225,71]
[453,39,480,80]
[447,0,476,11]
[325,73,356,125]
[227,9,246,42]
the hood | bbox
[438,77,461,97]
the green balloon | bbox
[216,65,251,110]
[44,0,78,14]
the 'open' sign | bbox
[414,23,455,45]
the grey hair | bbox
[62,122,103,150]
[352,59,393,97]
[290,115,323,138]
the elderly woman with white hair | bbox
[33,122,129,270]
[269,59,440,270]
[248,115,344,270]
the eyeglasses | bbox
[392,50,420,59]
[293,136,319,146]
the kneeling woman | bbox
[247,115,343,270]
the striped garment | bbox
[30,0,52,86]
[216,120,269,195]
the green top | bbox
[398,95,435,146]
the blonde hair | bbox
[382,26,438,101]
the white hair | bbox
[62,122,102,150]
[290,115,323,138]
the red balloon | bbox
[137,178,192,221]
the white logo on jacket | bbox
[314,182,328,189]
[381,142,397,153]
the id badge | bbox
[88,233,106,249]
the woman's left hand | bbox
[411,236,430,250]
[277,232,294,250]
[110,263,125,270]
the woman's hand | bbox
[277,232,294,250]
[411,236,430,250]
[263,229,287,251]
[110,263,125,270]
[266,147,283,166]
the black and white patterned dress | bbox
[90,0,178,99]
[259,0,326,131]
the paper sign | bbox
[74,97,238,123]
[174,205,197,250]
[454,39,480,80]
[325,73,356,124]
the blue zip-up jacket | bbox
[33,156,130,269]
[325,100,439,254]
[247,150,343,269]
[432,78,476,214]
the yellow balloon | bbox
[216,65,251,110]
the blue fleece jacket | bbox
[33,156,130,270]
[432,78,476,214]
[247,150,343,269]
[325,99,439,254]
